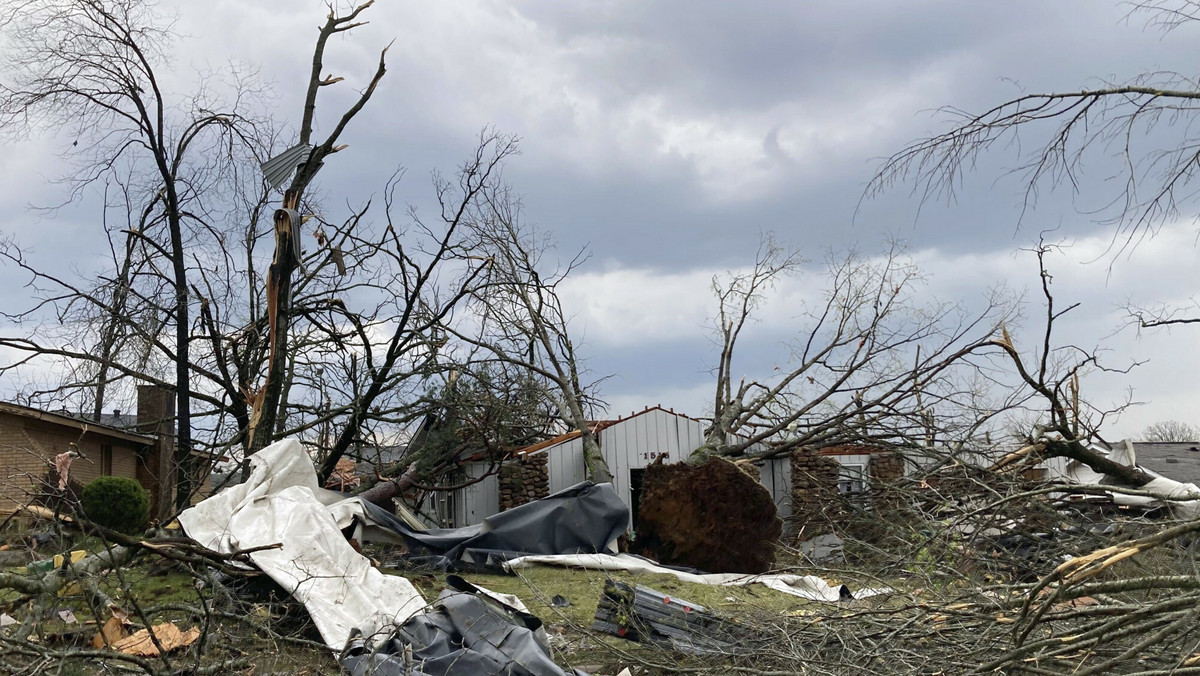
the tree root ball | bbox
[633,458,782,574]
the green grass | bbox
[392,562,827,672]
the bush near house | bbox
[80,476,150,534]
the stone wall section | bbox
[789,447,842,539]
[499,452,550,510]
[868,452,905,485]
[788,448,908,540]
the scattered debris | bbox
[550,595,570,607]
[110,622,201,656]
[26,548,85,574]
[633,458,781,573]
[506,552,891,602]
[57,609,76,624]
[180,439,428,651]
[181,438,603,676]
[0,613,17,627]
[325,457,362,491]
[53,451,73,490]
[341,580,577,676]
[92,610,129,649]
[798,533,845,563]
[593,580,744,654]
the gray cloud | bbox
[3,0,1199,435]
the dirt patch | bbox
[633,458,781,573]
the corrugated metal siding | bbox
[452,462,499,527]
[545,436,586,492]
[759,456,793,534]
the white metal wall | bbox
[545,436,587,493]
[759,455,793,532]
[452,462,500,526]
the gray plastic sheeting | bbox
[355,481,629,568]
[341,580,587,676]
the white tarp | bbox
[504,553,890,602]
[179,439,428,651]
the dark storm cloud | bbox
[4,0,1199,433]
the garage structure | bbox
[445,406,791,530]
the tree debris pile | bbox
[633,458,781,574]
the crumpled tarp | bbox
[178,439,428,651]
[179,438,627,657]
[505,553,891,602]
[353,482,628,568]
[342,576,584,676]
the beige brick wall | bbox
[0,411,145,511]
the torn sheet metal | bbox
[179,440,428,651]
[505,553,891,602]
[593,579,742,654]
[1052,440,1200,517]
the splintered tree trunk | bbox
[249,195,300,454]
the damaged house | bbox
[1036,439,1200,516]
[431,405,910,536]
[434,406,765,528]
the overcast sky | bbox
[2,0,1199,440]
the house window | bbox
[837,463,866,496]
[101,445,113,476]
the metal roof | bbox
[260,142,313,190]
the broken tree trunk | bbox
[357,462,420,510]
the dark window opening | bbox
[837,463,866,496]
[101,445,113,476]
[629,468,645,531]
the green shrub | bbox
[80,476,150,534]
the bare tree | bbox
[866,1,1200,329]
[446,185,614,483]
[310,132,518,483]
[0,0,271,506]
[694,235,1013,462]
[1139,419,1200,442]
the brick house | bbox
[0,385,193,520]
